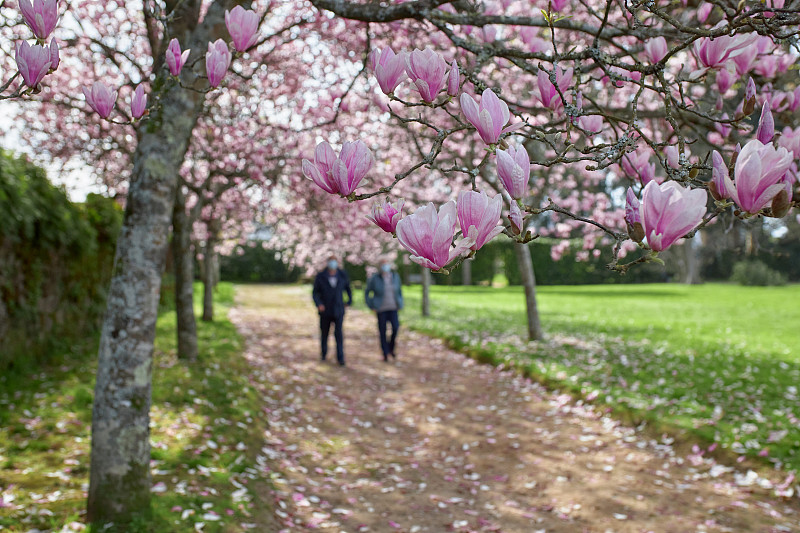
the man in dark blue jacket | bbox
[365,259,403,362]
[312,256,352,366]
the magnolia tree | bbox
[290,0,800,337]
[299,0,799,276]
[1,0,368,523]
[5,0,334,362]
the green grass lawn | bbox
[400,283,800,474]
[0,282,273,532]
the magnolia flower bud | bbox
[447,60,459,97]
[743,78,757,116]
[755,101,775,144]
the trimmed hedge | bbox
[220,244,302,283]
[0,151,121,370]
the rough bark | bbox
[515,242,543,341]
[421,265,431,317]
[172,186,198,361]
[461,257,472,286]
[87,1,240,523]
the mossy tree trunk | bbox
[172,186,198,361]
[87,1,245,523]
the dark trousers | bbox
[377,310,399,357]
[320,314,344,363]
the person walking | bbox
[312,256,352,366]
[365,259,403,362]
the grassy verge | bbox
[0,282,273,531]
[399,283,800,475]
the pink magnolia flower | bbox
[723,139,794,214]
[457,191,504,251]
[15,41,51,88]
[405,47,448,102]
[777,126,800,158]
[48,37,59,71]
[535,66,572,111]
[19,0,58,40]
[496,145,530,199]
[369,47,407,95]
[447,60,459,97]
[640,181,707,252]
[82,81,117,119]
[225,6,259,52]
[693,31,758,72]
[579,115,604,135]
[643,37,668,64]
[664,145,688,169]
[460,88,519,145]
[733,44,759,77]
[745,78,757,102]
[165,38,190,77]
[366,199,404,234]
[752,55,778,79]
[625,188,641,226]
[716,69,734,94]
[303,142,338,194]
[620,150,660,185]
[130,84,147,119]
[302,140,373,196]
[755,101,774,144]
[550,0,569,11]
[206,39,232,88]
[396,201,475,270]
[709,150,730,200]
[625,187,644,242]
[697,2,713,22]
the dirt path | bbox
[230,285,799,533]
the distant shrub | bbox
[0,151,122,371]
[730,260,787,286]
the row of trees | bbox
[2,0,799,524]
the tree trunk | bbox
[212,252,220,287]
[514,242,543,341]
[172,186,198,361]
[421,265,431,317]
[683,235,702,285]
[201,220,219,322]
[461,257,472,286]
[87,3,230,524]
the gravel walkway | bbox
[231,285,799,533]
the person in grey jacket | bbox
[365,259,404,362]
